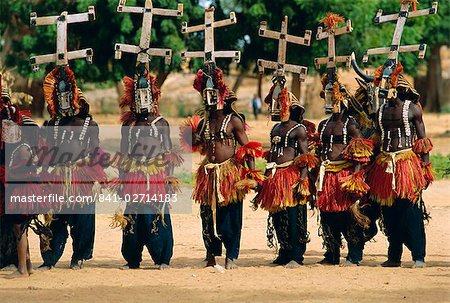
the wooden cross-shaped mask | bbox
[181,7,240,65]
[314,14,353,70]
[363,0,438,63]
[257,16,312,82]
[114,0,183,66]
[30,7,96,71]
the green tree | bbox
[221,0,448,110]
[0,0,204,116]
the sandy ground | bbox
[1,116,449,303]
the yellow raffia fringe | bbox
[197,158,247,205]
[376,150,415,165]
[357,112,373,129]
[324,161,353,173]
[43,212,54,226]
[340,174,369,196]
[345,139,374,159]
[235,179,258,191]
[165,176,181,193]
[350,201,371,229]
[295,178,310,206]
[369,132,381,149]
[110,212,134,232]
[40,234,52,253]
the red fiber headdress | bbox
[193,67,229,105]
[119,73,161,115]
[373,62,404,88]
[43,66,80,118]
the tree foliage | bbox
[0,0,204,84]
[1,0,448,89]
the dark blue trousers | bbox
[200,201,243,260]
[41,213,95,266]
[320,211,365,264]
[381,199,426,262]
[122,211,174,267]
[272,205,308,264]
[0,215,18,268]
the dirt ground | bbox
[0,115,449,303]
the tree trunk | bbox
[424,46,442,112]
[257,73,263,98]
[115,81,124,100]
[1,24,12,67]
[291,73,301,100]
[232,69,246,93]
[156,71,170,88]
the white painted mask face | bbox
[203,75,220,109]
[135,86,153,114]
[324,82,335,114]
[58,91,73,112]
[270,71,286,121]
[376,61,398,104]
[57,79,75,116]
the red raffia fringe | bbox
[367,150,427,206]
[254,165,303,213]
[193,159,247,206]
[163,150,184,167]
[413,137,433,155]
[279,88,290,122]
[339,170,370,197]
[122,170,167,197]
[303,119,316,136]
[422,162,434,184]
[263,86,290,121]
[235,141,263,164]
[240,168,265,185]
[120,75,161,115]
[402,0,418,11]
[320,74,345,103]
[193,68,229,105]
[44,66,79,118]
[342,138,374,163]
[120,111,136,125]
[293,152,319,169]
[320,12,345,30]
[179,115,205,154]
[317,167,354,212]
[374,62,403,87]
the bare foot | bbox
[285,260,301,269]
[27,259,34,275]
[158,264,170,270]
[4,270,29,279]
[225,258,238,270]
